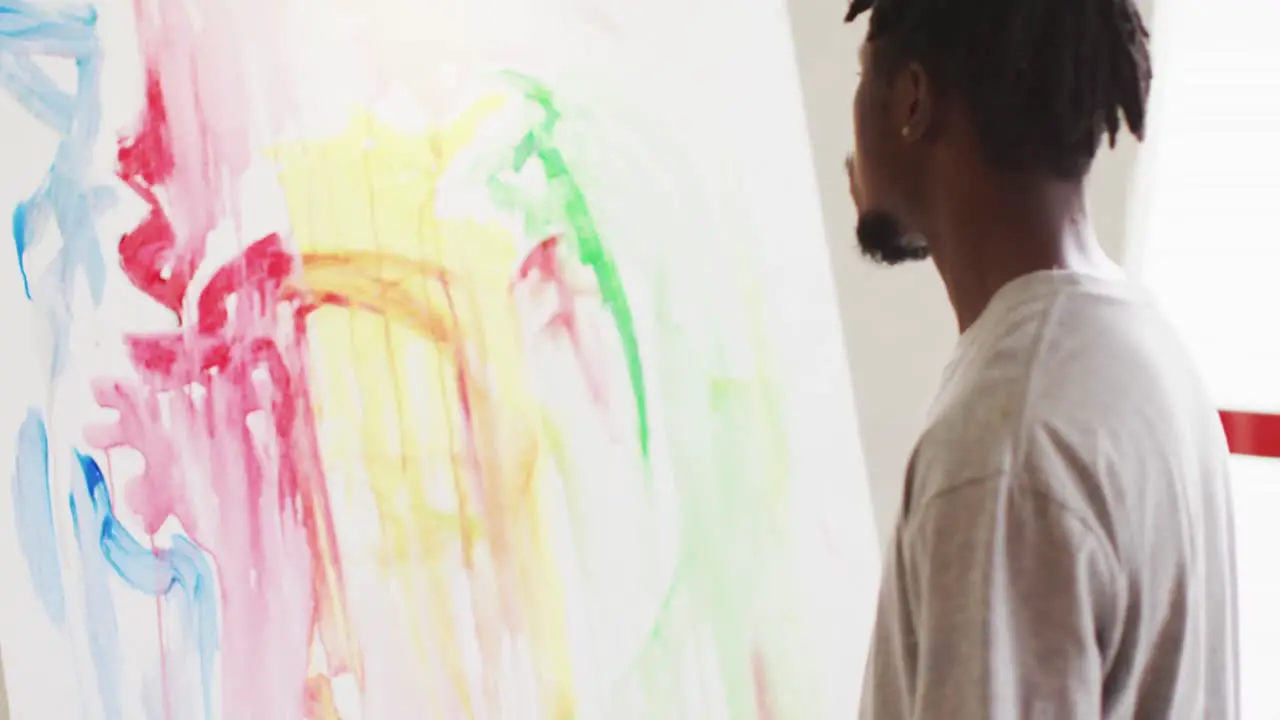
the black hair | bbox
[845,0,1152,180]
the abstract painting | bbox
[0,0,879,718]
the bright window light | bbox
[1134,3,1280,718]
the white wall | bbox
[785,0,1156,544]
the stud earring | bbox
[901,126,911,139]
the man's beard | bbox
[856,210,930,265]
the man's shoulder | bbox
[907,353,1224,545]
[906,275,1222,517]
[905,403,1109,540]
[907,382,1026,510]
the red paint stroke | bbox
[116,72,203,319]
[1220,410,1280,459]
[515,235,610,408]
[101,76,364,716]
[197,236,295,335]
[303,675,339,720]
[127,0,284,256]
[91,234,364,715]
[102,8,363,716]
[751,647,777,720]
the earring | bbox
[901,126,911,139]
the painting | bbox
[0,0,879,718]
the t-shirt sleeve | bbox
[890,476,1120,719]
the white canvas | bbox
[0,0,880,717]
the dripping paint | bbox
[0,0,881,718]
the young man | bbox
[844,1,1239,718]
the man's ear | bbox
[895,62,934,142]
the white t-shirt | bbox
[859,269,1240,719]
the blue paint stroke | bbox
[72,452,218,720]
[1,1,110,376]
[11,408,66,624]
[0,52,73,133]
[0,2,99,55]
[68,450,123,720]
[3,3,219,716]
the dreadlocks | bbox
[845,0,1152,180]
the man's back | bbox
[861,269,1239,719]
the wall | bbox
[785,0,1156,544]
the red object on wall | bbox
[1219,411,1280,459]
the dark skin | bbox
[847,41,1118,333]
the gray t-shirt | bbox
[859,270,1240,719]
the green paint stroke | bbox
[485,71,814,718]
[489,71,651,464]
[631,172,805,718]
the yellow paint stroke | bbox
[272,99,576,718]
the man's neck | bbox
[927,179,1112,333]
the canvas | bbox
[0,0,879,718]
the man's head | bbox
[844,0,1152,265]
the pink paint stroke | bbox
[88,235,351,719]
[91,6,362,715]
[515,235,612,409]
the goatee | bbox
[855,211,930,265]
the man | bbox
[844,1,1240,718]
